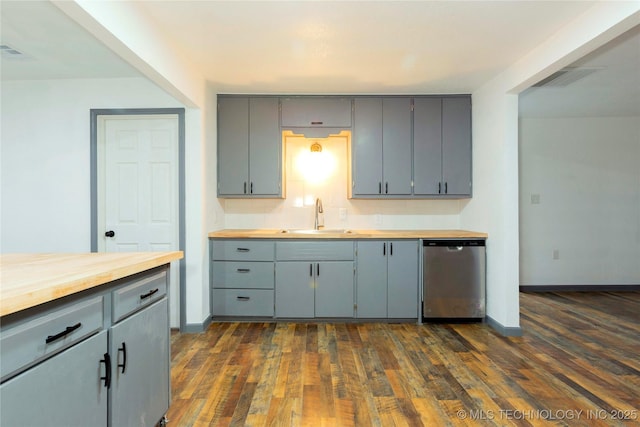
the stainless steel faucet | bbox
[314,198,324,230]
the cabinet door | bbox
[110,299,169,427]
[218,97,249,195]
[356,241,388,318]
[0,331,108,427]
[387,241,419,318]
[382,98,413,195]
[352,98,383,195]
[442,97,472,196]
[249,98,281,196]
[315,261,354,317]
[281,97,352,128]
[413,98,443,195]
[275,262,315,318]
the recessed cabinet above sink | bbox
[280,97,352,129]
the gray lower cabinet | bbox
[275,241,355,318]
[217,96,282,197]
[275,261,354,318]
[352,97,413,197]
[356,240,419,318]
[414,96,472,196]
[0,330,108,427]
[110,298,169,427]
[211,240,275,317]
[274,262,315,318]
[0,267,171,427]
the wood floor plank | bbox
[166,291,640,426]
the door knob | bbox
[105,230,115,238]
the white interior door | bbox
[97,115,180,328]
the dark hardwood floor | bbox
[166,292,640,426]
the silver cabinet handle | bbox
[237,296,250,301]
[237,268,251,273]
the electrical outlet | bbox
[339,208,347,221]
[531,194,541,204]
[553,249,560,260]
[374,214,382,225]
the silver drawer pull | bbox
[236,248,250,252]
[236,296,250,301]
[237,268,251,273]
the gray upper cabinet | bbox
[442,97,472,196]
[217,96,282,197]
[414,96,471,197]
[217,94,471,199]
[413,98,442,196]
[281,97,352,128]
[352,97,412,197]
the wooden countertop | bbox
[208,229,488,239]
[0,252,183,317]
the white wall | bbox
[461,3,639,332]
[0,77,214,327]
[0,78,182,252]
[519,116,640,286]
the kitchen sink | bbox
[280,229,353,235]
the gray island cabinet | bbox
[0,252,182,427]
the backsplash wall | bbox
[223,135,465,230]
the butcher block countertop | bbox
[0,252,183,317]
[209,229,488,239]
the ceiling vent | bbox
[532,67,601,88]
[0,44,27,59]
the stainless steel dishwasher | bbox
[422,239,486,320]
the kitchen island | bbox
[0,251,183,427]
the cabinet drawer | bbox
[276,241,354,261]
[212,240,274,261]
[212,261,274,289]
[212,289,274,317]
[281,97,352,128]
[112,270,167,323]
[1,296,104,381]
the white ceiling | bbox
[0,1,140,80]
[520,24,640,117]
[1,1,638,116]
